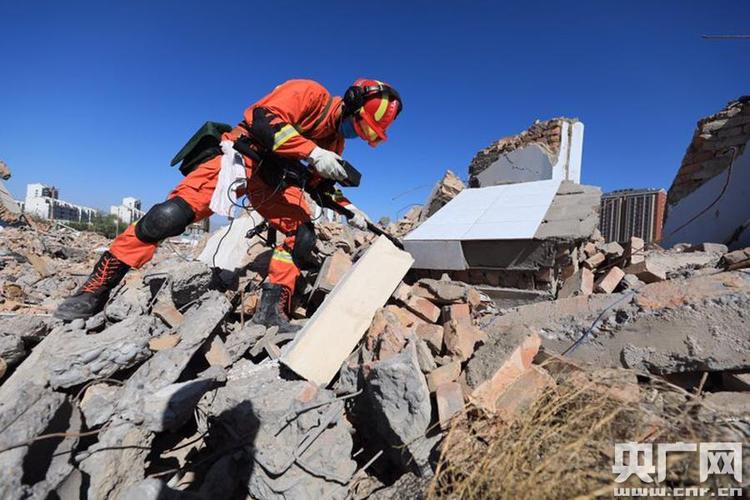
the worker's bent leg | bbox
[248,177,312,296]
[110,156,220,268]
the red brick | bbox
[436,382,465,430]
[384,304,424,328]
[466,288,482,309]
[442,303,470,323]
[416,323,443,354]
[403,295,441,323]
[204,335,231,368]
[391,281,411,302]
[493,366,555,421]
[582,241,597,257]
[443,319,481,361]
[582,252,605,269]
[558,268,593,298]
[152,300,184,328]
[595,266,625,294]
[470,332,541,411]
[149,333,181,351]
[314,250,352,293]
[427,361,461,392]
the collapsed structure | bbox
[0,109,749,499]
[663,96,750,249]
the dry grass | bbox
[426,371,739,499]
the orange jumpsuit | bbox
[110,79,345,296]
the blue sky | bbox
[1,1,747,223]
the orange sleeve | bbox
[243,80,330,160]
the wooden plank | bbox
[281,236,414,385]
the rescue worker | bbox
[54,78,402,332]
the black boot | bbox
[54,251,130,321]
[252,283,301,333]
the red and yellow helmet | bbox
[344,78,402,147]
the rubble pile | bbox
[2,114,750,497]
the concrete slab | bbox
[282,236,414,385]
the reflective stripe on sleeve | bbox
[272,124,300,151]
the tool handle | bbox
[318,195,405,250]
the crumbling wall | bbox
[663,97,750,249]
[667,97,750,206]
[468,117,582,187]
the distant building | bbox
[599,188,666,243]
[110,196,144,224]
[24,183,97,223]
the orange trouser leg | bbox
[248,175,312,296]
[110,156,221,268]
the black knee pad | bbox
[135,197,195,244]
[291,222,317,269]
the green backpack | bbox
[170,121,232,176]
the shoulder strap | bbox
[296,95,334,138]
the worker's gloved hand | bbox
[346,204,369,231]
[308,146,347,181]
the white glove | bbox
[308,146,346,181]
[346,204,369,231]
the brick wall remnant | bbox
[468,117,576,187]
[667,96,750,206]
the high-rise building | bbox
[110,197,144,224]
[24,183,97,223]
[600,188,666,243]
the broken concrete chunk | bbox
[0,382,66,500]
[79,382,120,427]
[415,339,437,373]
[116,292,230,418]
[595,266,625,294]
[48,315,155,389]
[436,381,464,430]
[169,260,214,308]
[365,342,434,475]
[142,376,221,432]
[224,324,266,363]
[78,420,154,500]
[558,267,593,298]
[0,333,26,367]
[0,314,54,344]
[105,272,149,322]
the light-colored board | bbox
[281,236,414,385]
